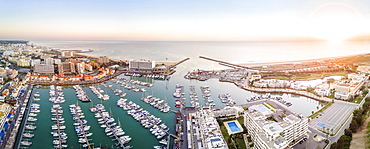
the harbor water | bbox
[20,73,322,149]
[18,40,364,148]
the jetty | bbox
[199,56,249,69]
[169,58,190,69]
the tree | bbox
[330,142,338,149]
[331,128,334,135]
[326,128,330,137]
[344,128,352,138]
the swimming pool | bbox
[227,122,241,132]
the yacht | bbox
[159,139,168,145]
[20,141,32,146]
[25,125,36,130]
[23,133,34,138]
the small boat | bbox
[120,93,127,97]
[23,133,34,138]
[29,113,37,117]
[159,139,168,145]
[25,125,36,130]
[153,146,165,149]
[20,141,32,146]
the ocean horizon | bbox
[32,40,370,66]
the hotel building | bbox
[129,59,155,70]
[76,62,85,74]
[34,64,54,75]
[98,56,109,64]
[58,62,75,74]
[244,104,308,149]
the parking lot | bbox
[309,101,357,134]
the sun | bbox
[326,36,344,45]
[307,2,368,44]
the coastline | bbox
[238,53,369,67]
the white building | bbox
[31,59,41,66]
[244,104,308,149]
[334,92,350,100]
[17,59,30,67]
[34,64,54,74]
[314,89,331,97]
[54,59,61,64]
[45,57,54,65]
[187,108,228,149]
[61,51,74,57]
[129,59,155,70]
[76,62,85,74]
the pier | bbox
[69,104,93,149]
[169,58,190,69]
[199,56,249,69]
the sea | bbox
[17,40,370,149]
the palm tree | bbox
[330,128,334,135]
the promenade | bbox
[31,71,125,86]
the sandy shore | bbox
[238,53,367,67]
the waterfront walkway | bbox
[31,71,125,86]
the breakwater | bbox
[199,56,249,69]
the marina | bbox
[15,73,323,149]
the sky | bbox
[1,0,370,41]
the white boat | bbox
[29,113,37,117]
[27,117,37,122]
[21,141,32,146]
[120,93,127,97]
[52,125,66,130]
[159,139,168,145]
[153,146,165,149]
[23,133,34,138]
[85,132,93,137]
[115,131,125,136]
[102,94,110,100]
[78,138,88,143]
